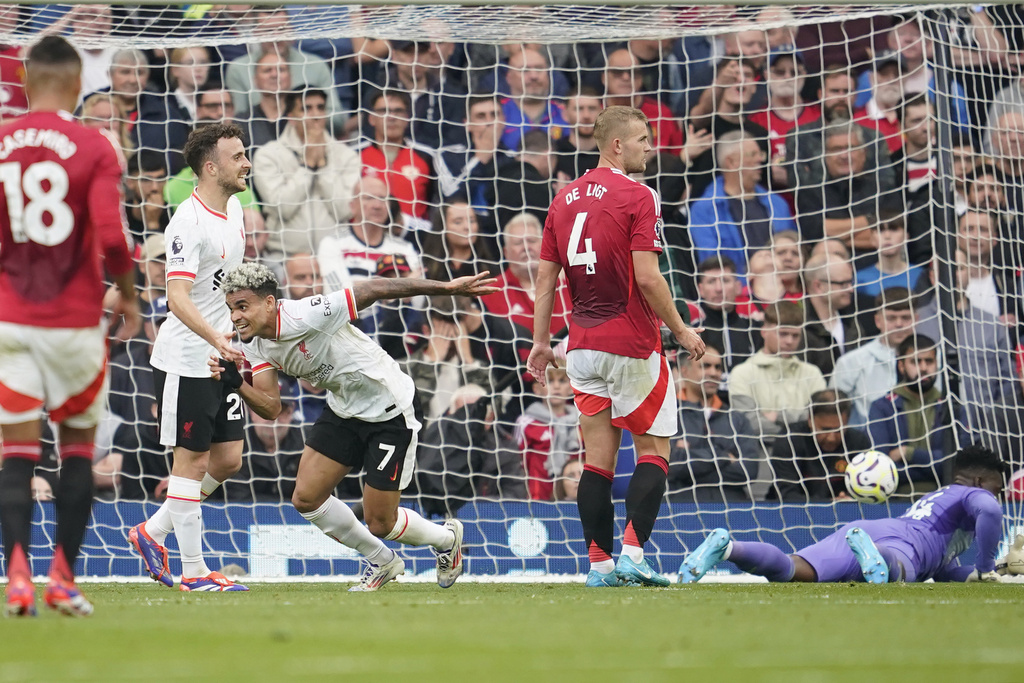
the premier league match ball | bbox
[844,451,899,503]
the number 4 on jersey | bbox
[567,211,597,275]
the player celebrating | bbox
[128,123,250,592]
[527,106,705,588]
[0,36,140,616]
[210,264,497,590]
[680,446,1007,584]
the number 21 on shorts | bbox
[568,211,596,275]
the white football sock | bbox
[622,545,644,563]
[199,473,223,501]
[300,496,391,560]
[384,508,453,551]
[166,476,209,578]
[144,501,174,545]
[592,559,615,574]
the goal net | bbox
[4,2,1023,580]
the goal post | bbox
[3,2,1021,580]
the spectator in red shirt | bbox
[854,51,904,154]
[480,212,571,340]
[359,89,436,231]
[516,366,582,500]
[602,48,683,153]
[747,48,820,188]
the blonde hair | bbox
[593,106,648,151]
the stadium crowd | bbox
[6,4,1024,509]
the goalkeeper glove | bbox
[218,359,243,390]
[966,569,1002,583]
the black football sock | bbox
[578,465,615,568]
[623,456,668,551]
[52,446,95,579]
[0,450,37,578]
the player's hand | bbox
[213,331,242,363]
[215,358,244,390]
[446,272,500,297]
[112,295,142,343]
[674,325,706,361]
[526,343,558,386]
[966,569,1002,583]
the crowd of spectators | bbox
[9,5,1024,507]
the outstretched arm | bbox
[351,272,499,311]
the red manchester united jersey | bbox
[0,110,133,328]
[540,166,664,358]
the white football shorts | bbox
[565,348,678,437]
[0,322,108,428]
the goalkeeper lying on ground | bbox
[680,445,1008,584]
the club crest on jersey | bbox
[171,236,183,255]
[298,340,313,361]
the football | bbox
[844,451,899,503]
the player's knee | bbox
[291,487,321,514]
[364,511,398,538]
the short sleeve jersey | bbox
[540,167,664,358]
[0,111,133,328]
[150,192,245,377]
[242,289,416,422]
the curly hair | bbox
[222,263,279,299]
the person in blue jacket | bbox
[868,333,969,494]
[688,129,797,283]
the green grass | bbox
[2,582,1023,682]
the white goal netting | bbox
[5,2,1024,579]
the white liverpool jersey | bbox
[316,227,422,299]
[152,192,245,377]
[242,289,416,422]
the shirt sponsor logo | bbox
[306,363,334,385]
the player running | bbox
[0,36,140,616]
[128,123,250,592]
[527,106,705,587]
[210,263,498,591]
[680,445,1007,584]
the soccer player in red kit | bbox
[0,36,140,616]
[527,106,705,587]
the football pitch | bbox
[2,581,1022,682]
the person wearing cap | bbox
[854,17,970,134]
[747,47,820,188]
[852,49,905,154]
[253,86,361,257]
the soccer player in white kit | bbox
[209,263,498,590]
[128,123,251,592]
